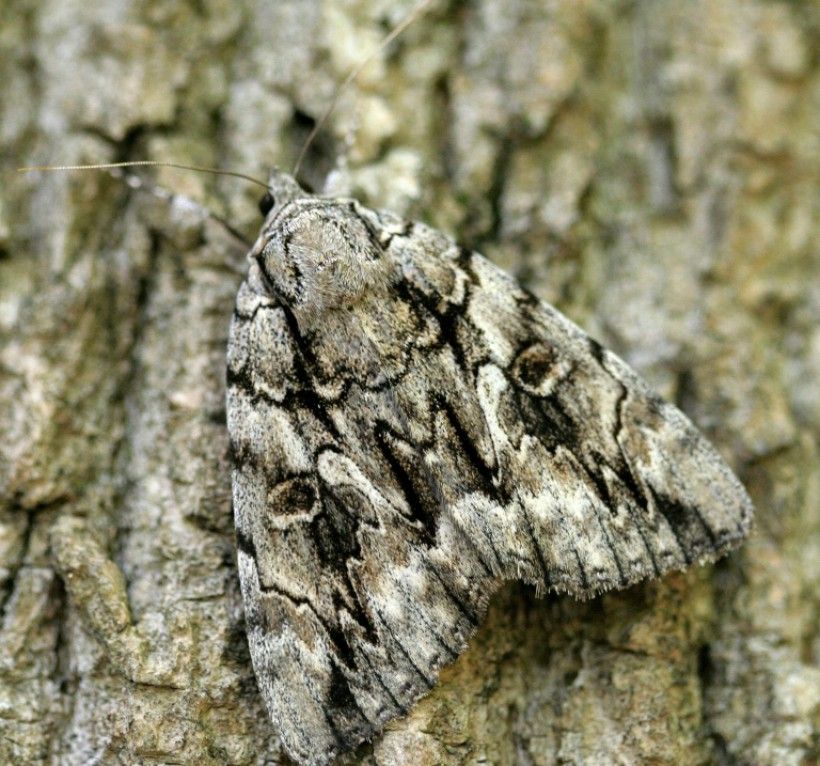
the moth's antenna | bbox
[17,160,270,190]
[292,0,434,179]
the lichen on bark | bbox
[1,1,817,764]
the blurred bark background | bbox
[1,0,817,764]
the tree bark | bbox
[1,1,817,764]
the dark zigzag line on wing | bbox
[407,262,639,590]
[495,342,643,587]
[371,414,499,619]
[391,273,493,385]
[379,218,415,249]
[605,368,665,577]
[226,348,342,441]
[244,443,460,674]
[373,422,496,581]
[311,528,372,642]
[232,301,276,324]
[251,447,385,665]
[347,201,385,257]
[595,338,719,567]
[393,275,619,587]
[372,419,495,579]
[228,341,408,427]
[430,396,508,571]
[557,445,630,588]
[454,419,549,588]
[280,298,429,401]
[543,380,658,581]
[591,344,675,502]
[492,381,615,588]
[504,331,665,581]
[309,473,382,651]
[372,422,440,541]
[232,376,472,670]
[253,579,353,666]
[240,582,366,743]
[253,574,403,715]
[238,479,378,670]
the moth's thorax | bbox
[252,196,394,326]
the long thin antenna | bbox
[292,0,434,179]
[17,160,270,190]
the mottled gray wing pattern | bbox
[226,199,752,766]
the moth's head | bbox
[250,171,392,322]
[255,170,306,220]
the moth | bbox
[227,170,753,766]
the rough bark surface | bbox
[0,1,817,765]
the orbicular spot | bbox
[267,477,318,518]
[512,342,570,396]
[517,344,556,385]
